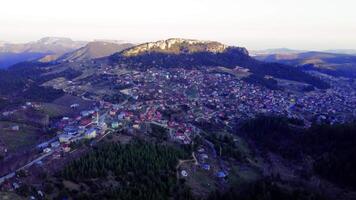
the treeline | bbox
[241,115,356,190]
[205,133,244,161]
[304,123,356,189]
[0,62,80,107]
[241,115,301,159]
[58,140,194,200]
[207,179,326,200]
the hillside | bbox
[250,48,306,56]
[325,49,356,55]
[254,51,356,78]
[57,41,134,62]
[0,37,87,54]
[0,52,48,68]
[0,37,87,68]
[111,39,329,89]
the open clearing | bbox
[0,121,43,153]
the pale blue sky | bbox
[1,0,355,50]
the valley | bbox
[0,38,355,200]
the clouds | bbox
[0,0,355,50]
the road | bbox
[176,152,198,179]
[0,151,54,184]
[96,130,113,142]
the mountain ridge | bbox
[57,41,134,63]
[121,38,236,56]
[0,37,88,68]
[110,39,329,89]
[254,51,356,78]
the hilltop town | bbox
[0,39,355,199]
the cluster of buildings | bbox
[93,67,355,130]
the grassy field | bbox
[182,163,217,198]
[0,192,24,200]
[0,121,42,153]
[228,165,261,186]
[7,108,48,127]
[209,66,251,79]
[53,94,93,111]
[39,103,71,118]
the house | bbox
[216,171,227,178]
[59,134,72,143]
[12,182,20,189]
[79,118,92,127]
[197,148,205,153]
[43,148,51,153]
[100,122,108,130]
[202,164,211,170]
[109,110,117,116]
[111,122,119,129]
[11,125,20,131]
[85,128,97,139]
[70,103,79,109]
[117,112,125,120]
[80,111,91,117]
[200,153,209,160]
[133,124,140,129]
[50,141,60,148]
[37,142,49,149]
[63,145,71,152]
[175,131,185,140]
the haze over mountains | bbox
[0,37,87,68]
[254,49,356,78]
[0,37,87,54]
[0,37,134,68]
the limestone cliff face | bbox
[122,38,239,56]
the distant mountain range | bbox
[252,48,356,56]
[0,52,49,68]
[250,48,305,56]
[254,51,356,78]
[0,38,136,68]
[0,37,87,68]
[0,37,87,54]
[324,49,356,55]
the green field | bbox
[0,192,24,200]
[40,103,71,118]
[53,94,93,111]
[0,121,42,152]
[186,168,217,197]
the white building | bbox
[85,128,97,139]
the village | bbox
[66,65,355,127]
[0,95,232,196]
[0,63,355,198]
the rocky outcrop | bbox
[122,38,234,56]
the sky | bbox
[1,0,355,50]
